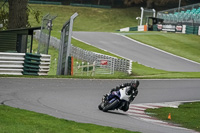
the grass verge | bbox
[0,105,139,133]
[29,4,140,38]
[127,31,200,63]
[27,4,200,79]
[145,102,200,132]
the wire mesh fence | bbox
[70,45,132,74]
[34,30,132,74]
[37,14,57,54]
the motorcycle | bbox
[98,86,132,112]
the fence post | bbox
[71,56,73,76]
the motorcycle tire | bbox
[98,102,104,110]
[103,99,119,112]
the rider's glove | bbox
[110,88,116,93]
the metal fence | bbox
[70,46,131,74]
[57,12,78,75]
[34,31,132,74]
[37,14,57,54]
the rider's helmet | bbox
[125,86,133,95]
[131,79,140,88]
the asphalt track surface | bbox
[1,78,200,133]
[72,31,200,72]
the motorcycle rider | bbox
[105,79,139,111]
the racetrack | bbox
[1,31,200,133]
[72,31,200,72]
[1,78,199,133]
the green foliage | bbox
[0,8,8,30]
[27,6,41,27]
[0,2,41,29]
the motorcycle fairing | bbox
[119,87,131,101]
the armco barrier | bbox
[0,52,51,75]
[23,53,51,75]
[0,52,25,75]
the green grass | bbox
[132,61,200,79]
[13,4,196,79]
[0,105,138,133]
[127,32,200,63]
[1,4,199,133]
[145,102,200,132]
[72,38,123,59]
[29,37,200,78]
[29,4,140,38]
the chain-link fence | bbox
[70,46,132,74]
[37,14,57,54]
[34,30,132,74]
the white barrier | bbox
[0,52,25,75]
[182,25,186,34]
[199,26,200,35]
[39,54,51,75]
[120,27,130,32]
[0,52,51,75]
[138,25,144,31]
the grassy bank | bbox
[0,105,138,133]
[29,37,200,78]
[127,32,200,63]
[145,102,200,132]
[28,4,200,78]
[29,4,140,38]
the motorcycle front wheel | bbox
[103,99,119,112]
[98,102,104,110]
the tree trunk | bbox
[8,0,28,29]
[146,0,154,9]
[98,0,101,5]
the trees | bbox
[8,0,28,29]
[0,0,40,30]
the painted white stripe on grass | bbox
[117,33,200,65]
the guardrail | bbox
[0,52,51,75]
[0,52,25,75]
[34,30,132,74]
[71,46,132,74]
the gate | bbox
[94,58,114,74]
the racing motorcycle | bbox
[98,86,132,112]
